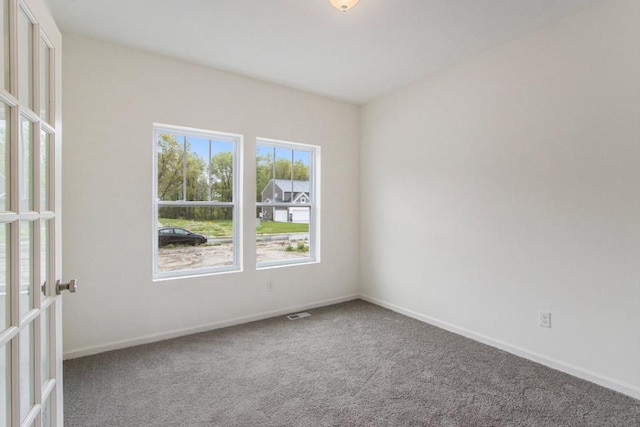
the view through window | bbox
[154,126,240,277]
[256,140,318,267]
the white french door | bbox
[0,0,63,426]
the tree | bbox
[157,134,185,201]
[256,153,273,202]
[210,152,234,203]
[256,152,310,202]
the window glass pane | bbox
[157,206,233,273]
[256,145,273,203]
[0,224,8,332]
[256,206,310,264]
[20,323,34,422]
[0,103,8,212]
[274,147,292,202]
[19,221,33,318]
[0,343,9,427]
[0,0,8,91]
[41,308,50,384]
[40,220,48,299]
[40,39,50,122]
[185,137,208,202]
[293,150,311,190]
[19,117,32,212]
[207,139,234,202]
[18,8,33,109]
[39,131,49,211]
[156,133,184,201]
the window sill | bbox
[256,259,319,271]
[153,266,242,282]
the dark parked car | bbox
[158,227,207,247]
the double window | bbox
[153,125,319,279]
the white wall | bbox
[360,0,640,398]
[61,35,360,357]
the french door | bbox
[0,0,63,426]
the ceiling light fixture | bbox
[329,0,360,12]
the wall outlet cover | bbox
[539,311,551,328]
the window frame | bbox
[152,123,243,280]
[256,137,320,269]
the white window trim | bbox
[152,123,243,280]
[256,137,320,269]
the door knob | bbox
[56,279,78,295]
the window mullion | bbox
[182,135,186,201]
[208,139,211,202]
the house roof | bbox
[271,179,309,193]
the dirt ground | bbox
[158,241,309,272]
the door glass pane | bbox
[20,323,34,421]
[41,393,52,427]
[18,8,33,109]
[0,102,7,212]
[19,221,33,318]
[1,343,9,427]
[0,0,8,90]
[39,131,49,211]
[39,39,50,122]
[40,221,48,299]
[40,308,49,384]
[0,224,8,332]
[20,117,32,212]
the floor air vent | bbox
[287,312,311,320]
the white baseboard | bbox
[359,294,640,401]
[63,294,359,360]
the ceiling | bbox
[47,0,602,105]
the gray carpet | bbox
[64,300,640,426]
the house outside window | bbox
[256,138,319,267]
[153,124,242,279]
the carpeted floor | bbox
[64,300,640,426]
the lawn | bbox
[159,218,308,237]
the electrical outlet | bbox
[539,311,551,328]
[266,281,274,292]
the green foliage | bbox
[157,134,186,201]
[283,241,309,253]
[209,152,233,202]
